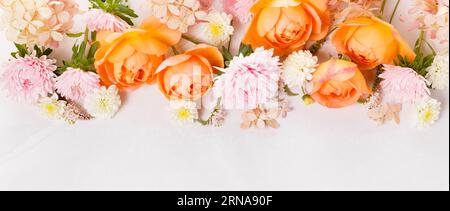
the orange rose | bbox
[332,16,416,70]
[310,59,371,108]
[243,0,331,56]
[95,17,181,88]
[156,44,224,101]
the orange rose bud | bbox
[332,16,416,70]
[243,0,331,56]
[94,17,182,89]
[310,59,371,108]
[156,44,224,101]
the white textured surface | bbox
[0,0,448,191]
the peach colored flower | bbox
[310,59,371,108]
[243,0,331,56]
[156,44,224,101]
[332,16,416,70]
[94,17,181,89]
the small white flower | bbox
[414,97,441,128]
[190,12,234,46]
[37,94,66,119]
[169,100,198,124]
[84,85,121,119]
[426,53,449,90]
[282,50,318,89]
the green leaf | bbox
[66,32,84,38]
[58,28,98,75]
[221,46,233,67]
[90,0,138,26]
[42,48,53,56]
[284,85,300,97]
[117,14,134,26]
[14,43,28,57]
[87,41,99,59]
[116,5,138,18]
[395,52,435,77]
[309,39,325,54]
[238,43,254,57]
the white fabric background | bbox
[0,0,448,191]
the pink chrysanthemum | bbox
[213,47,281,110]
[1,54,56,103]
[85,9,130,32]
[379,65,431,104]
[222,0,257,23]
[55,67,100,104]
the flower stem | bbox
[182,35,201,45]
[424,39,437,56]
[415,30,426,53]
[171,46,179,55]
[227,20,234,51]
[309,27,337,54]
[380,0,387,17]
[196,98,222,126]
[389,0,401,24]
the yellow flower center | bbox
[209,23,223,38]
[45,104,57,115]
[98,99,109,112]
[176,108,191,121]
[423,110,434,122]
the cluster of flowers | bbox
[0,0,448,129]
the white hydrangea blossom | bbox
[147,0,206,33]
[0,0,78,47]
[423,5,449,44]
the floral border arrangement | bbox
[0,0,448,129]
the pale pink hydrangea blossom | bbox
[0,54,56,103]
[85,9,130,32]
[222,0,257,23]
[409,0,449,43]
[55,68,100,104]
[328,0,382,22]
[214,48,281,110]
[0,0,79,48]
[379,65,431,104]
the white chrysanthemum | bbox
[282,50,318,89]
[84,85,121,119]
[147,0,206,33]
[426,53,449,90]
[190,12,234,46]
[414,97,441,128]
[0,0,78,47]
[169,100,198,124]
[37,94,66,119]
